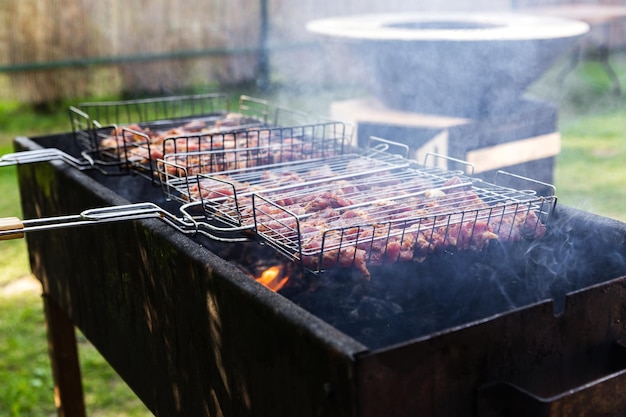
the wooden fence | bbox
[0,0,622,103]
[1,0,263,103]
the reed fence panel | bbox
[0,0,619,103]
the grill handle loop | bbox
[0,149,93,170]
[367,136,410,159]
[495,170,557,197]
[78,203,164,221]
[178,201,254,243]
[0,201,250,242]
[424,152,476,176]
[0,203,194,239]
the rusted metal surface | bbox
[16,134,365,417]
[356,278,626,417]
[14,133,626,416]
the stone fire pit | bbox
[307,12,589,117]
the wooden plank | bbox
[43,295,86,417]
[0,216,24,240]
[465,132,561,174]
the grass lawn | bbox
[0,50,625,415]
[0,284,153,417]
[532,51,626,222]
[555,110,626,220]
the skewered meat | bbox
[180,146,549,278]
[97,114,265,166]
[249,173,547,278]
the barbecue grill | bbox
[6,123,626,416]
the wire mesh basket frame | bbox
[155,121,356,203]
[205,151,469,229]
[187,148,414,231]
[423,152,476,176]
[155,132,557,256]
[80,97,355,184]
[77,92,231,128]
[68,105,97,156]
[190,145,468,234]
[251,185,557,275]
[68,93,268,167]
[156,120,352,174]
[246,161,558,275]
[123,114,291,181]
[66,94,351,181]
[68,93,233,168]
[366,136,410,160]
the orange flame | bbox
[255,265,289,292]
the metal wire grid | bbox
[162,142,412,232]
[68,93,271,171]
[156,121,356,204]
[153,121,350,181]
[251,178,556,275]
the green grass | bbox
[555,110,626,221]
[0,98,95,285]
[0,290,152,417]
[0,152,29,286]
[1,51,626,415]
[0,293,54,417]
[529,51,626,222]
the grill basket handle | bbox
[0,203,190,239]
[0,149,92,170]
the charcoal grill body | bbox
[15,133,626,416]
[15,134,365,417]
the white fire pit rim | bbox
[306,12,590,42]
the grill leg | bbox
[43,294,86,417]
